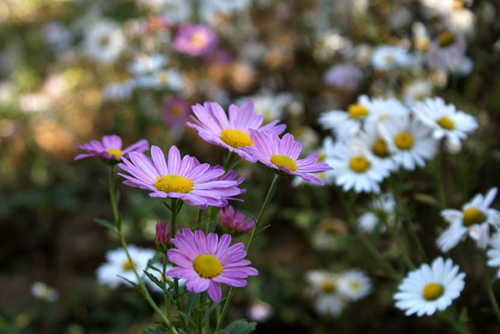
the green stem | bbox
[483,255,500,324]
[215,174,281,331]
[108,166,173,329]
[438,310,472,334]
[435,150,447,209]
[337,188,401,280]
[223,151,236,171]
[204,292,210,334]
[391,175,427,262]
[170,198,188,332]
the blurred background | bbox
[1,0,500,333]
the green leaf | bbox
[242,210,256,223]
[93,218,117,234]
[116,214,122,232]
[256,224,271,237]
[163,201,172,212]
[143,270,173,299]
[185,292,199,317]
[176,311,198,330]
[225,320,256,334]
[227,159,241,173]
[147,253,164,268]
[176,199,184,214]
[117,275,146,296]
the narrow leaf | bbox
[93,218,117,234]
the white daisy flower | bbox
[102,75,136,101]
[352,122,398,170]
[96,245,155,289]
[136,69,184,91]
[357,193,396,233]
[394,257,466,316]
[201,0,251,21]
[305,269,346,317]
[318,95,409,140]
[487,233,500,278]
[31,282,59,302]
[338,269,372,301]
[437,188,500,252]
[426,31,467,74]
[42,22,72,51]
[379,115,437,171]
[145,263,187,292]
[412,97,478,145]
[325,141,393,194]
[83,21,125,64]
[371,45,412,71]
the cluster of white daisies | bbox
[305,268,372,317]
[311,94,477,194]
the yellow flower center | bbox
[439,31,455,48]
[462,207,486,227]
[350,281,361,290]
[394,132,414,150]
[99,35,110,47]
[317,153,325,162]
[422,282,444,301]
[384,54,395,64]
[372,138,389,158]
[154,175,194,194]
[349,156,370,173]
[220,129,253,149]
[452,0,464,10]
[122,259,137,271]
[270,154,297,171]
[323,281,335,293]
[190,32,208,48]
[158,73,169,84]
[437,116,455,130]
[105,148,124,159]
[192,254,223,278]
[348,104,369,119]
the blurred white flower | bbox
[371,45,412,71]
[96,245,155,289]
[247,301,274,322]
[160,0,192,24]
[305,270,346,317]
[128,53,169,76]
[83,21,125,64]
[357,193,396,233]
[31,282,59,302]
[337,269,372,301]
[426,31,468,74]
[103,75,136,101]
[437,188,500,252]
[402,79,433,105]
[236,92,294,122]
[42,22,72,51]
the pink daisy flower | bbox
[173,23,218,57]
[75,135,149,161]
[189,158,246,209]
[117,145,245,207]
[187,100,286,162]
[167,228,258,302]
[243,130,333,185]
[219,205,255,235]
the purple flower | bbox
[156,222,177,246]
[219,205,255,235]
[187,100,286,162]
[243,130,333,185]
[162,96,190,129]
[167,228,258,302]
[173,23,218,57]
[117,145,244,207]
[323,64,362,91]
[75,135,149,161]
